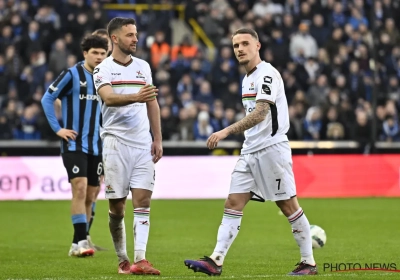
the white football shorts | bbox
[102,135,155,199]
[230,141,296,202]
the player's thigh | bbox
[61,152,88,182]
[254,142,296,201]
[87,154,102,186]
[129,149,155,193]
[229,156,256,195]
[102,136,131,199]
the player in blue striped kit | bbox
[41,35,108,257]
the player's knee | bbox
[71,178,87,200]
[133,196,151,208]
[109,198,126,216]
[276,197,300,217]
[132,189,152,208]
[225,194,247,211]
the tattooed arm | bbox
[206,101,270,149]
[226,101,270,134]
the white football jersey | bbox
[93,56,152,149]
[240,61,289,154]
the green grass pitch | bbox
[0,198,398,279]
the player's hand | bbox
[207,129,230,150]
[56,128,78,141]
[151,139,163,163]
[135,84,158,103]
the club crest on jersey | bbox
[105,185,115,194]
[72,165,79,174]
[136,71,145,79]
[249,82,255,91]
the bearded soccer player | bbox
[93,17,162,275]
[41,35,108,257]
[184,28,318,276]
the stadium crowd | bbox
[0,0,399,145]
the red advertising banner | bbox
[293,155,400,197]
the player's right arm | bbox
[41,70,77,141]
[94,66,158,106]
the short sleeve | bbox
[145,62,153,85]
[255,70,280,105]
[93,64,111,92]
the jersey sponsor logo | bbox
[111,73,121,75]
[79,94,100,101]
[244,104,255,113]
[79,81,87,87]
[93,68,100,75]
[72,165,80,174]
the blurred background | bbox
[0,0,399,159]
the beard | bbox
[118,44,135,56]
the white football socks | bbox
[133,208,151,263]
[210,209,243,266]
[288,208,315,265]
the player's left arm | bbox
[145,65,163,163]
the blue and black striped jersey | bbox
[41,63,102,156]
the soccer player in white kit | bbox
[184,28,317,276]
[93,17,162,275]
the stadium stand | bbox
[0,0,399,150]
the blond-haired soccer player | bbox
[93,18,162,275]
[184,28,317,276]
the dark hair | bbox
[80,35,109,52]
[232,28,259,41]
[107,17,136,37]
[92,28,108,37]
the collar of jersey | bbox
[112,56,133,67]
[246,61,266,77]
